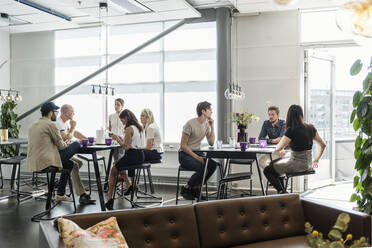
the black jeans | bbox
[57,142,81,195]
[263,164,285,193]
[115,149,145,177]
[178,151,218,188]
[144,149,162,162]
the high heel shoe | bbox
[105,198,114,210]
[124,184,139,196]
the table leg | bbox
[198,158,209,202]
[92,152,106,211]
[256,158,266,196]
[104,149,115,191]
[10,144,21,189]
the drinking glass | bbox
[216,140,223,149]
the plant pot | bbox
[0,129,8,141]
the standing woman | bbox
[108,98,125,161]
[140,109,163,162]
[105,109,145,210]
[264,104,326,194]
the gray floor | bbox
[0,177,357,247]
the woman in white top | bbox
[140,108,163,162]
[108,98,125,162]
[105,109,145,210]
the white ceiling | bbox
[0,0,348,33]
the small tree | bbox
[0,100,20,157]
[349,58,372,214]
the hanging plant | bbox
[349,57,372,214]
[0,100,20,157]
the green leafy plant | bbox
[305,213,369,248]
[349,58,372,215]
[232,111,259,128]
[0,100,20,157]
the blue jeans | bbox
[178,151,218,187]
[57,142,81,195]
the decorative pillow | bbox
[57,217,129,248]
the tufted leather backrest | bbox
[194,194,306,248]
[63,204,200,248]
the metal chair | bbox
[265,168,316,193]
[31,166,76,222]
[217,158,254,199]
[76,154,107,195]
[0,155,32,202]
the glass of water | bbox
[216,140,223,149]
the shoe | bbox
[55,194,70,202]
[181,186,195,200]
[105,199,114,210]
[79,193,96,205]
[191,188,207,200]
[124,184,139,196]
[279,190,288,194]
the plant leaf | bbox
[353,118,360,131]
[354,175,360,187]
[353,91,362,107]
[357,101,369,119]
[363,72,372,92]
[355,136,362,149]
[350,109,357,123]
[350,193,359,202]
[350,59,363,75]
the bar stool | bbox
[31,166,76,222]
[112,163,157,208]
[266,168,315,193]
[217,158,254,199]
[0,155,32,202]
[76,154,107,195]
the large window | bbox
[54,21,217,142]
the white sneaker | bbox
[54,194,71,202]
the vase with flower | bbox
[232,111,259,143]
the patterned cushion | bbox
[57,217,129,248]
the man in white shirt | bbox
[56,104,95,205]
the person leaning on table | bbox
[27,102,81,201]
[263,104,326,194]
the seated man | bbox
[178,101,219,200]
[27,102,80,201]
[257,106,286,169]
[56,104,95,205]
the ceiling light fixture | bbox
[273,0,298,5]
[0,89,22,103]
[336,0,372,45]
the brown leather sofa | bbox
[39,194,371,248]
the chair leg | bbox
[68,175,77,213]
[147,167,155,194]
[16,164,20,202]
[284,177,289,192]
[102,158,107,178]
[87,161,91,196]
[176,167,181,205]
[46,172,56,211]
[0,164,3,189]
[142,169,148,194]
[290,177,293,193]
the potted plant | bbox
[0,100,20,158]
[232,111,259,142]
[349,57,372,214]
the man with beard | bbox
[27,102,81,201]
[257,106,286,168]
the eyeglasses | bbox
[53,110,59,114]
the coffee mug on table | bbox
[105,138,112,146]
[240,142,248,151]
[259,140,267,148]
[249,137,256,144]
[82,139,89,147]
[88,137,94,144]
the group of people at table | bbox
[26,98,326,210]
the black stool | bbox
[113,163,158,208]
[0,155,32,202]
[266,168,315,193]
[31,166,76,222]
[77,154,107,195]
[217,158,254,199]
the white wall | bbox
[231,10,303,192]
[0,31,10,89]
[10,31,55,138]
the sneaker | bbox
[191,188,207,201]
[79,193,96,205]
[181,186,195,200]
[54,194,71,202]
